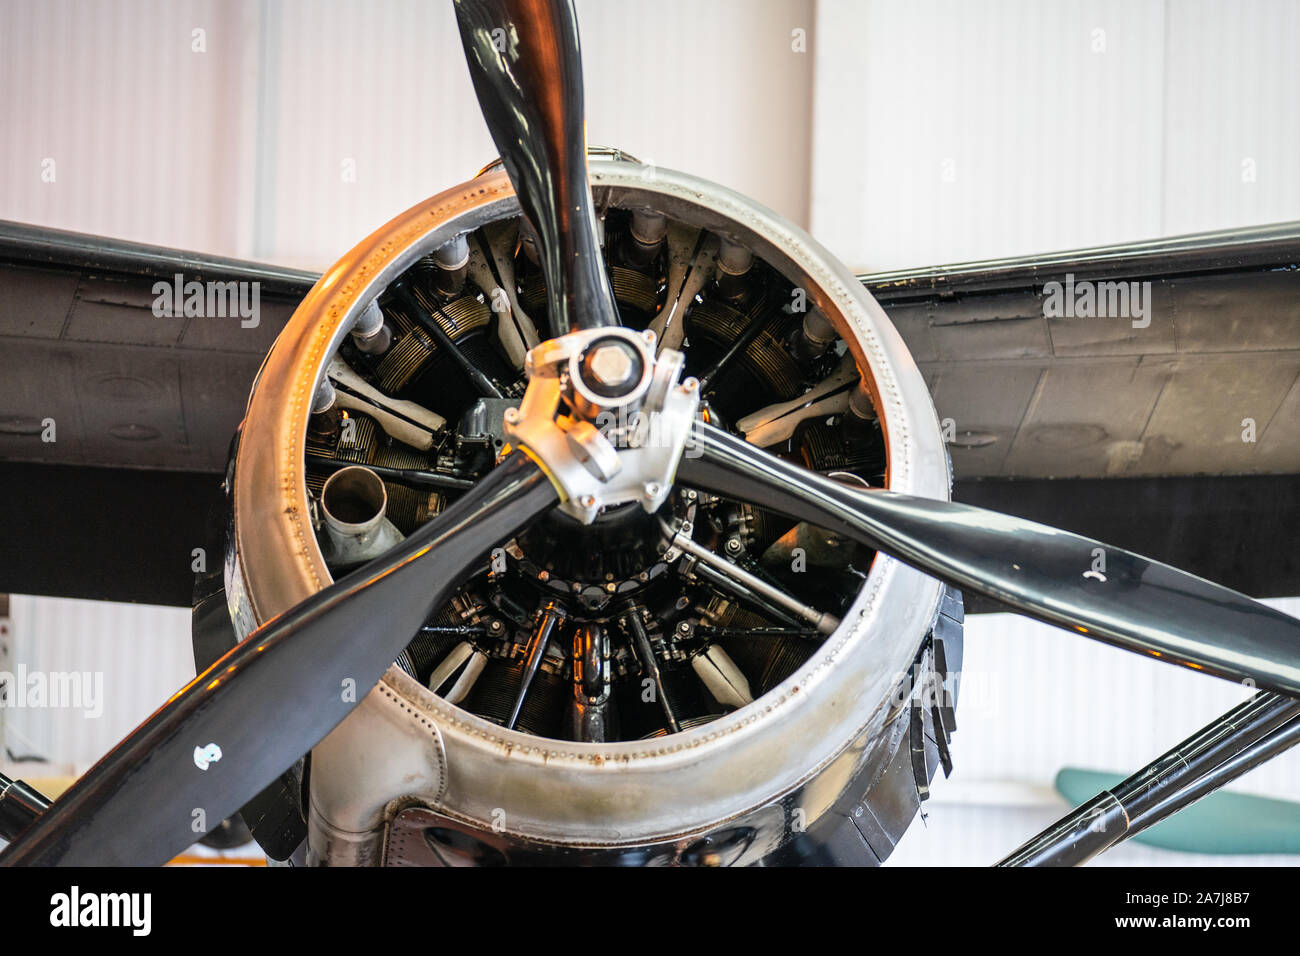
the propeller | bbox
[678,421,1300,698]
[453,0,620,333]
[6,0,1297,869]
[0,453,557,864]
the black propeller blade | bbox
[0,452,557,865]
[679,421,1300,698]
[454,0,620,333]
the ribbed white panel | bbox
[0,0,259,255]
[812,0,1168,272]
[888,596,1300,866]
[249,0,489,268]
[0,595,194,778]
[576,0,815,228]
[0,0,815,267]
[256,0,814,268]
[1161,0,1300,234]
[812,0,1300,271]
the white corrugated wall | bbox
[811,0,1300,271]
[1,595,194,777]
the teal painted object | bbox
[1055,768,1300,855]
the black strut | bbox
[0,772,50,842]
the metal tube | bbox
[350,299,393,355]
[506,603,563,731]
[389,280,503,398]
[1126,716,1300,842]
[692,645,752,709]
[664,520,838,634]
[695,626,821,639]
[443,650,488,707]
[306,455,475,493]
[431,240,470,298]
[319,466,406,570]
[697,296,770,393]
[624,608,681,734]
[997,692,1300,866]
[688,560,805,629]
[570,624,613,742]
[716,238,753,277]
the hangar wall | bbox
[811,0,1300,271]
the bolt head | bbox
[587,344,636,388]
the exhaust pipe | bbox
[319,466,405,571]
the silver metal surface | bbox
[350,299,392,355]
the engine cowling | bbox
[223,156,961,866]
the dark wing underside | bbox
[1,218,1297,605]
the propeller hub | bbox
[509,327,697,524]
